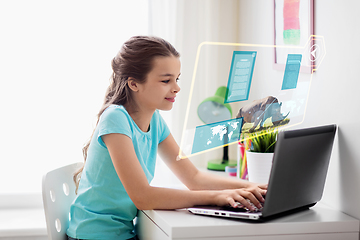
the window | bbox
[0,0,148,206]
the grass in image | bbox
[248,128,278,153]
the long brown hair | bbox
[74,36,180,192]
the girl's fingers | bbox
[234,190,261,210]
[237,189,264,209]
[220,188,266,210]
[252,189,266,203]
[227,197,237,208]
[261,189,267,196]
[258,184,268,190]
[233,196,254,211]
[244,193,262,209]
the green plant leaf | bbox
[249,128,278,153]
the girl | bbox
[67,36,267,240]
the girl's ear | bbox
[127,77,139,92]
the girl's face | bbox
[135,56,181,111]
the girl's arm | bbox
[103,133,264,211]
[158,134,266,198]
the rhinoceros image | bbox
[236,96,289,132]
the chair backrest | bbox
[42,162,82,240]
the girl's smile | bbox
[165,97,176,103]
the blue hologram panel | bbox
[282,54,302,90]
[225,51,257,103]
[191,118,243,154]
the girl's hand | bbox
[244,181,268,194]
[214,183,267,210]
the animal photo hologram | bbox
[236,96,290,133]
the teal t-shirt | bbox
[67,105,170,240]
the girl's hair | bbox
[74,36,180,192]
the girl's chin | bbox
[159,104,174,111]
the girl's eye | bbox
[162,78,179,83]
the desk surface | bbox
[136,203,359,240]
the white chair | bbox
[42,162,82,240]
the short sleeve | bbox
[156,111,170,144]
[97,106,132,148]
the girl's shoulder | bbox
[102,104,128,116]
[105,104,127,112]
[99,104,131,123]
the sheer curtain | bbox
[149,0,240,187]
[0,0,149,207]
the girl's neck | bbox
[124,102,154,132]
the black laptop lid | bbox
[262,124,337,218]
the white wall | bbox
[172,0,241,165]
[238,0,360,220]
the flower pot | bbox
[246,151,274,184]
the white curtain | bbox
[0,0,149,207]
[149,0,240,168]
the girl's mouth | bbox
[165,97,175,103]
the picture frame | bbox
[273,0,314,73]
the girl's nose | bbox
[173,82,181,93]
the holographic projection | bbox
[225,51,256,103]
[192,118,243,155]
[282,54,302,90]
[178,36,326,169]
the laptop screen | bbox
[262,124,337,217]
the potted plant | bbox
[245,128,278,184]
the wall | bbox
[158,1,360,220]
[237,0,360,220]
[151,0,242,186]
[172,0,241,165]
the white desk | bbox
[136,203,359,240]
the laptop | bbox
[188,124,337,221]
